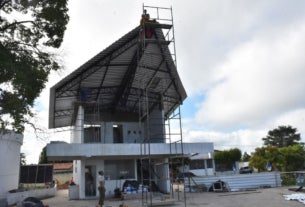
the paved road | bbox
[43,187,304,207]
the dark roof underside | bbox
[49,25,187,128]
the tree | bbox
[20,152,26,165]
[249,148,267,172]
[249,146,281,172]
[279,145,305,171]
[214,148,242,170]
[262,125,301,147]
[0,0,69,133]
[250,145,305,172]
[241,152,251,162]
[38,146,47,164]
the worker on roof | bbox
[140,9,150,26]
[140,9,154,38]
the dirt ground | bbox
[42,187,305,207]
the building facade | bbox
[46,20,214,199]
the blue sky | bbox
[21,0,305,164]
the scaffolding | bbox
[138,4,187,207]
[49,4,187,205]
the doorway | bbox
[85,165,96,197]
[113,124,123,143]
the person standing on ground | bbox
[97,171,105,207]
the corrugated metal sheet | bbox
[49,24,186,128]
[186,172,281,191]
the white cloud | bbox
[272,109,305,136]
[183,127,266,153]
[195,20,305,129]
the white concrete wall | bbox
[122,122,143,143]
[73,158,139,198]
[0,131,23,196]
[101,122,144,143]
[47,143,214,159]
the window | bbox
[84,126,101,143]
[189,159,205,170]
[104,160,135,180]
[206,159,213,168]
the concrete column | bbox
[156,158,170,193]
[212,159,216,175]
[204,160,208,176]
[79,159,85,199]
[165,158,170,193]
[147,108,165,143]
[73,105,84,143]
[104,122,113,143]
[134,159,138,181]
[72,160,77,184]
[100,122,105,143]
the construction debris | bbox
[283,193,305,204]
[208,180,230,192]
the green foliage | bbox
[249,147,268,172]
[281,174,296,186]
[0,0,69,132]
[262,125,301,147]
[241,152,251,162]
[214,148,242,170]
[279,145,305,171]
[38,146,47,164]
[249,144,305,172]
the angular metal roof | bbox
[49,24,187,128]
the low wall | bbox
[187,172,281,191]
[6,188,56,206]
[0,131,23,196]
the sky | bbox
[21,0,305,164]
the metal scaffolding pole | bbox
[138,4,187,207]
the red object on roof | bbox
[53,163,73,171]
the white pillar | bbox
[156,158,170,193]
[134,159,138,181]
[204,160,208,176]
[73,105,84,143]
[79,159,85,199]
[212,159,216,175]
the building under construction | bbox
[46,5,214,205]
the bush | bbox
[281,174,296,186]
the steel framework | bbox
[139,4,187,207]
